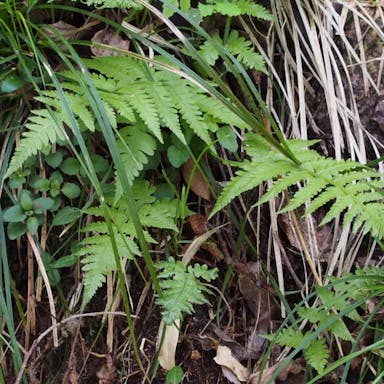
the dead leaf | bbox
[44,21,80,40]
[91,28,130,57]
[221,366,241,384]
[249,361,302,384]
[201,241,224,261]
[157,319,181,370]
[213,345,249,382]
[236,262,279,326]
[181,158,211,201]
[188,213,209,235]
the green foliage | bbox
[156,257,218,324]
[269,267,384,375]
[198,30,266,72]
[166,365,184,384]
[3,190,54,239]
[68,0,142,9]
[198,0,274,19]
[6,56,245,180]
[74,181,181,306]
[211,134,384,239]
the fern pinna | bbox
[211,133,384,239]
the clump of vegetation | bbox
[1,0,383,383]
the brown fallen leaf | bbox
[188,213,209,235]
[44,21,80,40]
[181,158,211,201]
[91,28,130,57]
[213,345,250,382]
[248,360,302,384]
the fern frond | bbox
[69,0,141,9]
[5,109,66,177]
[75,181,181,306]
[77,232,137,305]
[198,31,265,72]
[274,328,304,349]
[211,133,384,239]
[225,30,265,72]
[156,257,218,324]
[114,124,156,202]
[198,0,273,19]
[304,338,328,375]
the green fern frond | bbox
[304,338,329,375]
[5,109,66,177]
[114,123,156,202]
[211,133,384,239]
[274,328,304,349]
[156,257,218,324]
[75,181,181,306]
[7,55,244,179]
[69,0,142,9]
[198,31,266,72]
[77,232,138,306]
[225,30,265,72]
[198,0,273,19]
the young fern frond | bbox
[198,30,266,72]
[269,268,384,375]
[198,0,274,19]
[156,257,218,324]
[304,338,329,375]
[75,181,180,306]
[211,134,384,239]
[69,0,142,9]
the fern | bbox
[198,0,274,19]
[304,338,329,375]
[198,30,266,72]
[268,268,384,375]
[211,134,384,239]
[6,56,245,180]
[75,181,180,306]
[156,257,218,324]
[69,0,142,9]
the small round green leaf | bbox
[7,222,27,240]
[166,366,184,384]
[30,177,51,192]
[167,145,189,168]
[217,126,238,152]
[20,190,34,211]
[26,216,39,235]
[90,154,109,174]
[61,182,81,199]
[33,197,54,214]
[8,175,26,189]
[52,207,81,226]
[45,151,64,168]
[60,157,80,175]
[3,205,26,223]
[51,255,78,269]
